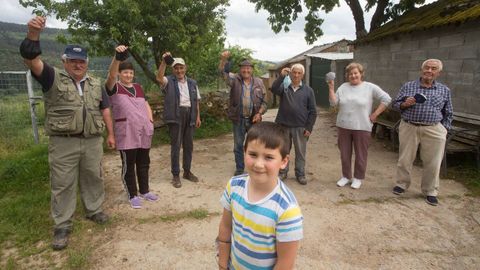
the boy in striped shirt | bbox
[217,122,303,270]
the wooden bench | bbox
[372,109,401,150]
[373,110,480,175]
[441,113,480,176]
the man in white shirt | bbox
[157,53,201,188]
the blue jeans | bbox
[232,118,252,172]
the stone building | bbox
[354,0,480,123]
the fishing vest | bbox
[43,68,105,137]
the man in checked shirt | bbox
[392,59,453,206]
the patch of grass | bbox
[0,94,46,158]
[446,163,480,196]
[0,144,51,253]
[137,208,219,224]
[151,126,171,147]
[195,114,231,139]
[4,256,20,270]
[337,197,392,205]
[1,83,231,268]
[66,246,92,270]
[150,113,232,147]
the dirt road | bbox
[93,108,480,269]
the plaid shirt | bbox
[392,79,453,130]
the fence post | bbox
[26,70,40,144]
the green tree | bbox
[248,0,426,43]
[19,0,229,84]
[222,45,260,75]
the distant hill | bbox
[0,21,110,71]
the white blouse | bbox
[331,81,392,131]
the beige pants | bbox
[396,120,447,196]
[49,135,105,229]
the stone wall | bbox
[354,20,480,118]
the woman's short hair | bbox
[119,61,135,72]
[244,122,291,159]
[345,62,364,76]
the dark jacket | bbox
[162,75,199,126]
[226,74,267,123]
[271,75,317,132]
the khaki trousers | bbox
[48,136,105,229]
[396,120,447,196]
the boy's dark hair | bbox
[119,61,135,72]
[244,122,291,158]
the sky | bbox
[0,0,432,62]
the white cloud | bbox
[2,0,66,28]
[225,0,360,61]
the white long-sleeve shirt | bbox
[331,81,392,131]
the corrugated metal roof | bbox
[269,39,352,70]
[356,0,480,44]
[306,52,353,60]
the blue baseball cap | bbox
[63,45,88,60]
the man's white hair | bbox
[291,63,305,74]
[422,59,442,71]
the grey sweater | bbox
[271,75,317,132]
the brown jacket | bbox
[226,74,267,123]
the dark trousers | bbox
[119,148,150,199]
[337,127,371,180]
[168,107,195,176]
[232,118,252,172]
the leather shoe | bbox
[296,176,307,185]
[87,212,109,225]
[172,175,182,188]
[183,171,199,182]
[52,228,71,250]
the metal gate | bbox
[309,58,331,108]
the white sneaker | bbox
[351,178,362,189]
[336,177,350,187]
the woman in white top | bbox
[328,63,391,189]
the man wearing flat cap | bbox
[219,51,267,176]
[156,52,202,188]
[19,16,115,250]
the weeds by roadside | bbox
[447,163,480,196]
[137,208,220,224]
[0,95,232,269]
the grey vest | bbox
[43,68,105,137]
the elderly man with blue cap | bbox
[19,16,115,250]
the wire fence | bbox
[0,71,44,152]
[0,70,113,151]
[0,69,225,156]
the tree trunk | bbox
[129,49,158,85]
[370,0,389,32]
[344,0,367,38]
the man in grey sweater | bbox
[271,64,317,185]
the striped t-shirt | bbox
[220,175,303,270]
